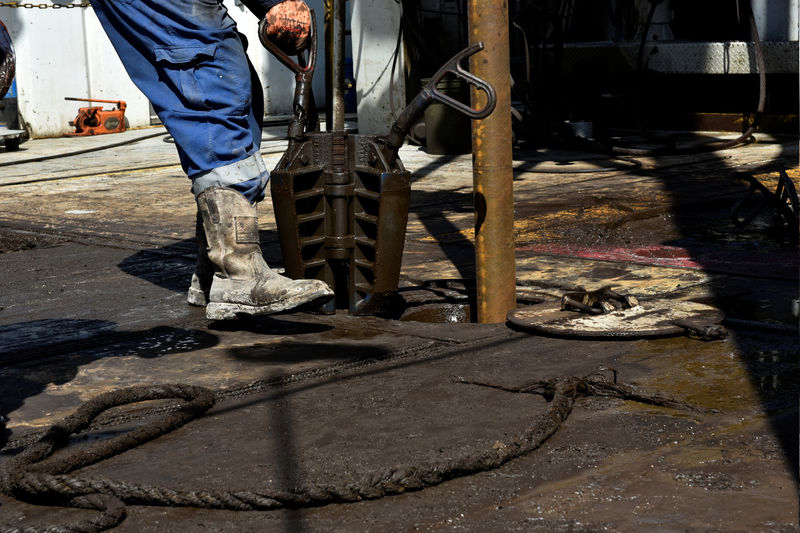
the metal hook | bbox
[424,42,497,120]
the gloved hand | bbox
[260,0,312,56]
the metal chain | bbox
[0,1,91,8]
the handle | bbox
[382,42,496,165]
[258,9,317,77]
[65,97,125,107]
[259,10,318,144]
[424,42,496,120]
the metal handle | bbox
[260,10,318,145]
[258,8,317,76]
[382,42,496,165]
[424,42,497,120]
[65,97,125,108]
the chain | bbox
[0,1,91,8]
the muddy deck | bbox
[0,126,797,531]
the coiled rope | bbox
[0,373,707,532]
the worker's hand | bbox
[260,0,312,56]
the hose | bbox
[0,130,169,169]
[606,0,766,157]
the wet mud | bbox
[0,229,66,253]
[2,329,796,532]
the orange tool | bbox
[65,97,127,136]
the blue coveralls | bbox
[91,0,283,202]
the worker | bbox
[90,0,333,320]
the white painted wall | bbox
[81,7,150,129]
[351,0,405,135]
[0,5,144,138]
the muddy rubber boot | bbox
[197,187,333,320]
[187,209,214,306]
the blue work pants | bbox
[90,0,276,202]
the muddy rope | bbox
[0,373,707,532]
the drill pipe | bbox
[467,0,516,323]
[324,0,346,131]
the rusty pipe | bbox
[324,0,346,131]
[467,0,516,323]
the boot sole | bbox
[205,290,333,320]
[187,287,208,307]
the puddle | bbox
[72,430,127,444]
[101,328,213,359]
[623,335,800,413]
[400,303,472,323]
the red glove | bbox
[260,0,312,56]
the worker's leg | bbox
[90,0,267,202]
[91,0,332,317]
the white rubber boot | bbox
[187,209,214,307]
[196,187,333,320]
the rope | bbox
[0,373,707,532]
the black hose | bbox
[0,114,297,168]
[0,148,288,189]
[607,1,766,157]
[0,130,168,169]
